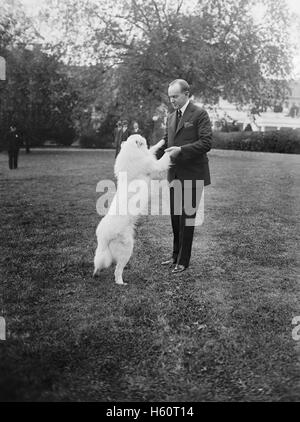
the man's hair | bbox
[169,79,190,94]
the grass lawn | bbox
[0,148,299,402]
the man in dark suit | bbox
[114,120,122,157]
[131,120,150,148]
[157,79,212,274]
[6,124,22,170]
[115,119,130,158]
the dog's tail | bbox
[93,235,113,276]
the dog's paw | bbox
[149,139,165,154]
[115,280,128,285]
[155,139,165,149]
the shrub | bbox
[95,113,115,149]
[79,131,98,148]
[56,126,76,146]
[93,132,114,149]
[212,129,300,154]
[79,129,114,148]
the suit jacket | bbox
[114,127,121,145]
[115,128,130,157]
[157,101,212,186]
[6,131,22,153]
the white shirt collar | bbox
[179,99,190,115]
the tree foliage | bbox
[0,0,296,146]
[40,0,294,115]
[0,2,77,147]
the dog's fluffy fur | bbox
[93,134,170,285]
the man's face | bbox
[168,83,189,110]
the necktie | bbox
[176,109,182,129]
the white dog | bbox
[93,134,170,285]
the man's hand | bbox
[165,146,182,159]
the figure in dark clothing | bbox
[115,119,130,158]
[131,121,142,135]
[114,120,122,157]
[6,125,22,169]
[290,103,299,118]
[244,123,253,132]
[131,121,150,147]
[156,79,212,273]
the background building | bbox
[204,80,300,132]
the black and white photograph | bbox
[0,0,299,404]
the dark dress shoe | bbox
[161,259,176,266]
[171,264,186,274]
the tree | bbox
[1,1,33,148]
[0,0,42,52]
[40,0,293,116]
[0,0,295,148]
[0,1,78,148]
[0,44,78,148]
